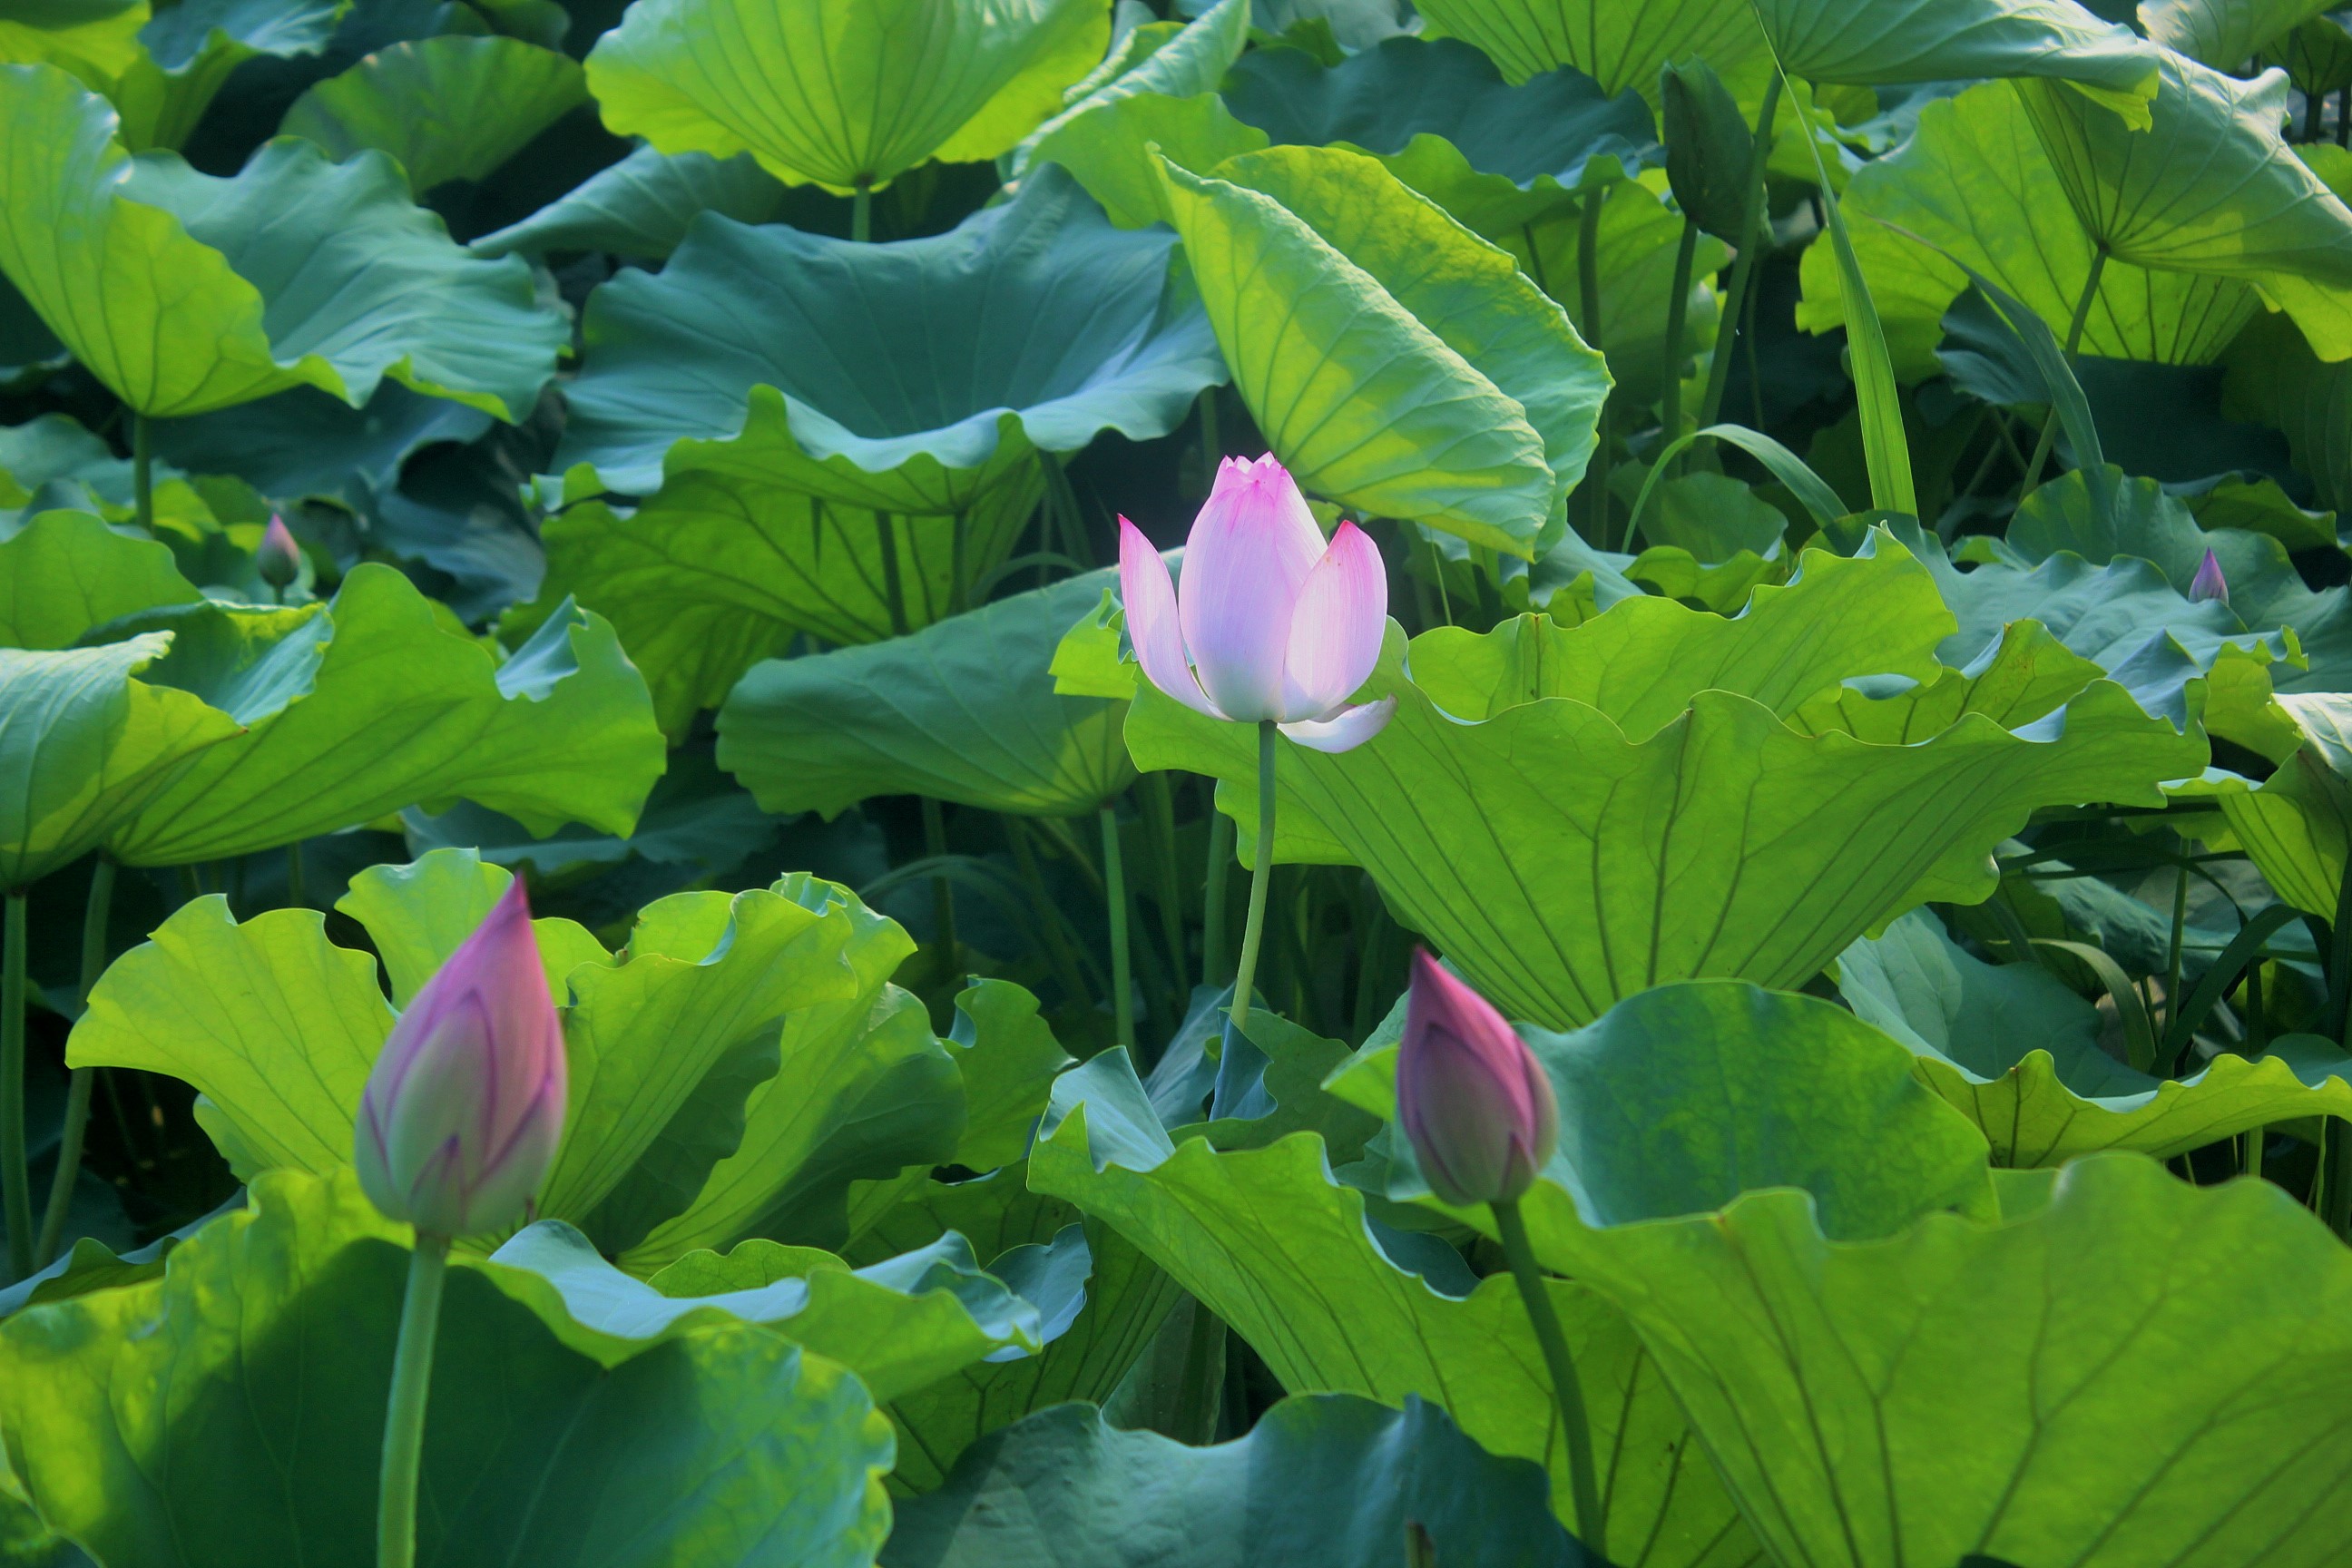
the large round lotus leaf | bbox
[0,1166,897,1568]
[280,34,588,194]
[718,569,1137,820]
[584,0,1108,193]
[1128,536,2204,1028]
[552,165,1222,514]
[2017,54,2352,358]
[1153,143,1608,556]
[0,64,564,419]
[1798,80,2256,379]
[1411,0,1769,101]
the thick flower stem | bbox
[2020,246,2108,493]
[1227,721,1279,1036]
[1698,74,1782,431]
[851,178,873,244]
[1,892,27,1283]
[1492,1197,1604,1559]
[1101,801,1134,1051]
[377,1231,451,1568]
[35,859,114,1268]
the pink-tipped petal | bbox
[1278,696,1396,754]
[1180,456,1328,722]
[1118,517,1222,719]
[1280,520,1388,720]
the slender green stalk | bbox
[287,841,306,909]
[1658,220,1699,477]
[1202,810,1235,988]
[1170,1297,1226,1445]
[377,1232,450,1568]
[1227,722,1279,1035]
[948,511,968,614]
[1,893,27,1284]
[2019,247,2108,494]
[876,514,910,636]
[1142,773,1189,997]
[851,178,874,243]
[2242,1124,2266,1179]
[1101,802,1135,1051]
[1698,74,1783,430]
[1493,1197,1604,1558]
[1576,190,1611,545]
[35,860,115,1267]
[922,797,958,969]
[132,414,153,533]
[2163,856,2189,1045]
[1426,533,1454,626]
[2330,843,2352,1049]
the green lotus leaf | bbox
[2267,11,2352,98]
[1752,0,2160,116]
[0,0,149,84]
[147,379,492,505]
[82,565,662,864]
[2017,52,2352,358]
[1132,534,2202,1027]
[2174,667,2352,916]
[1027,88,1273,230]
[1218,35,1659,235]
[1412,0,1770,102]
[2141,0,2336,70]
[1841,908,2352,1163]
[334,850,610,1005]
[583,0,1107,192]
[0,507,199,649]
[495,1221,1081,1402]
[0,1165,896,1568]
[718,570,1136,821]
[1156,143,1608,556]
[106,0,346,152]
[885,1395,1596,1568]
[281,34,587,193]
[1798,81,2256,378]
[1014,0,1250,172]
[2224,311,2352,513]
[0,64,564,418]
[469,143,788,260]
[551,163,1220,516]
[1030,1054,1759,1564]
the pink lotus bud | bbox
[256,514,301,591]
[2189,547,2228,606]
[355,879,566,1237]
[1117,455,1396,753]
[1396,948,1557,1208]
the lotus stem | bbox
[851,177,873,243]
[875,513,911,636]
[1143,772,1188,999]
[2329,840,2352,1049]
[1492,1197,1605,1559]
[377,1230,450,1568]
[131,413,153,534]
[1227,721,1279,1037]
[2020,247,2108,493]
[35,859,114,1268]
[1576,190,1610,545]
[1202,809,1234,988]
[923,797,958,969]
[1698,74,1782,431]
[1171,1295,1226,1444]
[1101,801,1134,1051]
[287,841,306,909]
[1657,218,1699,491]
[2163,855,2189,1051]
[1,891,26,1283]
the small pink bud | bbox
[257,514,302,591]
[355,880,567,1237]
[2188,548,2228,607]
[1116,455,1396,753]
[1395,948,1557,1208]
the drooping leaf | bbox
[468,142,787,260]
[2142,0,2337,70]
[583,0,1109,191]
[1411,0,1771,101]
[1155,144,1609,556]
[719,569,1136,821]
[281,34,588,193]
[885,1395,1598,1568]
[1751,0,2161,120]
[0,1166,897,1568]
[1014,0,1251,172]
[0,64,564,418]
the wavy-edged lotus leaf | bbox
[2173,665,2352,916]
[281,34,587,193]
[335,850,610,1006]
[2224,311,2352,512]
[1014,0,1250,173]
[1841,908,2352,1163]
[1412,0,1769,101]
[885,1394,1598,1568]
[146,379,492,506]
[1799,81,2257,378]
[103,0,348,152]
[468,143,788,260]
[495,1220,1083,1402]
[583,0,1108,192]
[552,163,1220,519]
[2268,11,2352,98]
[2017,53,2352,358]
[0,64,564,419]
[0,0,150,84]
[1219,35,1658,235]
[1131,534,2203,1027]
[0,1165,897,1568]
[84,564,662,864]
[1156,144,1609,557]
[0,507,201,650]
[719,569,1136,821]
[2143,0,2337,70]
[1752,0,2160,117]
[1027,88,1274,230]
[1029,1052,1759,1564]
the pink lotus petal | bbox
[1281,519,1387,720]
[1180,456,1326,722]
[1118,517,1222,719]
[1278,696,1396,754]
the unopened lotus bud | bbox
[257,514,302,592]
[355,879,566,1237]
[1395,948,1557,1207]
[2189,547,2229,606]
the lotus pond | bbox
[5,0,2352,1564]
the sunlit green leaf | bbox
[281,34,587,193]
[2142,0,2336,71]
[1413,0,1769,101]
[1014,0,1250,174]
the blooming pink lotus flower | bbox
[2189,547,2229,607]
[256,514,301,592]
[355,880,567,1237]
[1396,948,1557,1208]
[1118,455,1396,753]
